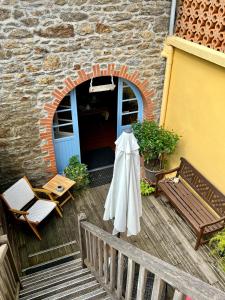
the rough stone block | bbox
[36,24,74,38]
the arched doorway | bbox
[52,77,143,175]
[76,76,118,171]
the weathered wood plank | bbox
[0,258,15,300]
[125,258,135,300]
[88,231,93,266]
[85,229,90,262]
[116,251,124,298]
[98,238,103,277]
[77,213,87,268]
[103,242,109,285]
[151,275,166,300]
[173,289,185,300]
[136,265,147,300]
[4,261,16,297]
[0,276,7,300]
[109,246,116,291]
[93,235,97,269]
[4,257,16,294]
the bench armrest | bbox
[10,209,29,216]
[155,166,180,182]
[199,216,225,229]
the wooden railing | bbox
[78,213,225,300]
[0,235,21,300]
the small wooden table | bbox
[43,175,75,208]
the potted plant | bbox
[132,120,179,183]
[64,156,90,190]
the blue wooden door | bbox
[117,78,143,137]
[53,90,80,174]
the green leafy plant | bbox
[140,178,155,196]
[132,120,180,168]
[209,229,225,271]
[64,156,90,190]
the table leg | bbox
[49,193,63,215]
[68,190,75,201]
[59,190,75,208]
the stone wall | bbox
[0,0,171,189]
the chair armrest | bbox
[199,216,225,229]
[40,199,59,205]
[155,166,180,182]
[33,188,60,206]
[33,188,52,195]
[9,209,28,215]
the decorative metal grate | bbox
[88,165,114,188]
[175,0,225,53]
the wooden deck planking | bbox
[6,184,225,291]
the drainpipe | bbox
[159,43,174,127]
[159,0,176,126]
[169,0,177,35]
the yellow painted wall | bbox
[164,48,225,194]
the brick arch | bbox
[40,63,155,174]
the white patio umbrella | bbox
[103,130,142,236]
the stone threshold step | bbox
[22,251,80,276]
[28,240,77,258]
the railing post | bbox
[151,275,166,300]
[0,235,21,288]
[77,212,87,268]
[173,290,186,300]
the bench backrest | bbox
[177,157,225,217]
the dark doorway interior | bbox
[76,77,118,170]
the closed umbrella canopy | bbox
[103,131,142,236]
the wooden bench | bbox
[156,157,225,250]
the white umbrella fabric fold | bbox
[103,131,142,236]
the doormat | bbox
[82,147,115,170]
[88,165,113,188]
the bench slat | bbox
[170,182,223,233]
[177,181,217,223]
[159,181,201,231]
[172,182,218,227]
[159,181,222,233]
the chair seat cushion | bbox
[20,199,56,223]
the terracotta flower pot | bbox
[144,160,163,184]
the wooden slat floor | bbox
[8,184,225,291]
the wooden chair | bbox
[1,176,63,240]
